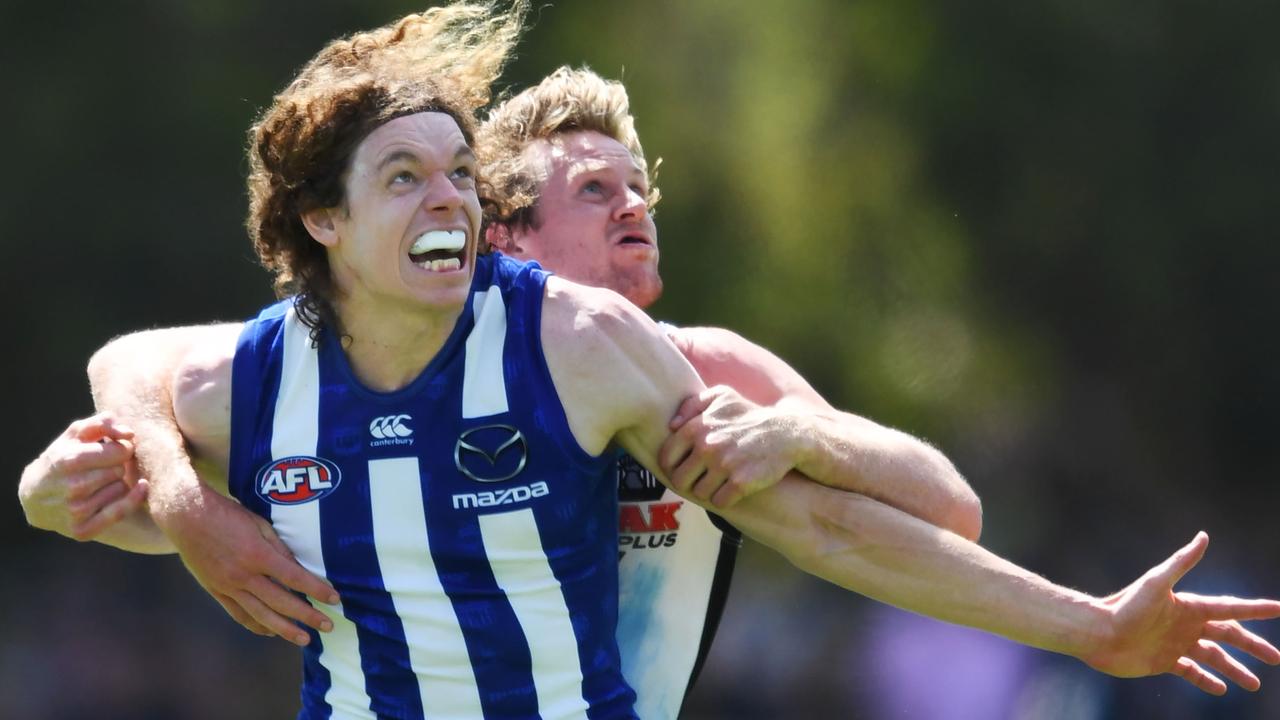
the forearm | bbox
[791,410,982,540]
[83,507,176,554]
[721,477,1110,660]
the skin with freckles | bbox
[500,132,662,309]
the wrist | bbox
[788,411,827,477]
[1067,597,1121,668]
[148,477,219,534]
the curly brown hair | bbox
[245,1,525,337]
[475,66,660,230]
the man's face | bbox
[325,112,483,314]
[508,131,661,308]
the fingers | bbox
[668,389,719,430]
[1173,656,1227,696]
[229,589,313,646]
[688,468,727,505]
[269,558,340,607]
[658,419,697,481]
[709,468,771,508]
[53,440,134,482]
[1205,620,1280,664]
[244,574,334,636]
[69,480,148,540]
[67,412,135,443]
[709,479,745,508]
[67,479,129,525]
[1151,532,1209,589]
[1184,594,1280,623]
[255,521,339,605]
[211,592,276,637]
[1188,639,1260,691]
[64,465,127,501]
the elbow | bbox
[948,491,983,543]
[86,337,127,404]
[917,445,983,542]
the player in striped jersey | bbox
[20,7,1280,716]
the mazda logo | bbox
[454,424,528,483]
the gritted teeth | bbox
[412,256,462,273]
[410,229,466,255]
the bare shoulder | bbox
[170,324,243,461]
[668,325,830,409]
[541,277,661,350]
[541,277,700,455]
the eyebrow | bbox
[375,144,476,173]
[570,161,648,185]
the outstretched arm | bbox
[666,325,980,538]
[85,324,338,645]
[543,279,1280,695]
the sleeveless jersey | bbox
[612,324,742,720]
[227,254,636,720]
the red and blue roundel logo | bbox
[255,456,342,505]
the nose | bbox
[612,185,647,222]
[423,171,464,213]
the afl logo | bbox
[255,456,342,505]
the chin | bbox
[627,277,664,309]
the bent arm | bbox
[88,324,241,523]
[90,321,339,643]
[25,324,242,552]
[671,325,981,539]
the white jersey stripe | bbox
[368,457,484,719]
[271,309,375,720]
[462,288,510,418]
[479,509,589,720]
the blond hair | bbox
[476,66,660,228]
[246,1,526,335]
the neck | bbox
[333,295,463,392]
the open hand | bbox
[159,486,340,645]
[1083,532,1280,694]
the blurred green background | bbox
[3,1,1277,718]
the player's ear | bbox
[300,208,340,248]
[485,222,522,254]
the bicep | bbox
[88,323,242,411]
[541,278,705,469]
[170,328,241,469]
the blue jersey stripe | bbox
[316,343,424,719]
[299,629,334,720]
[230,302,286,520]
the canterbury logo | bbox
[370,414,413,439]
[454,424,528,483]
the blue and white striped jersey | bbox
[227,253,636,720]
